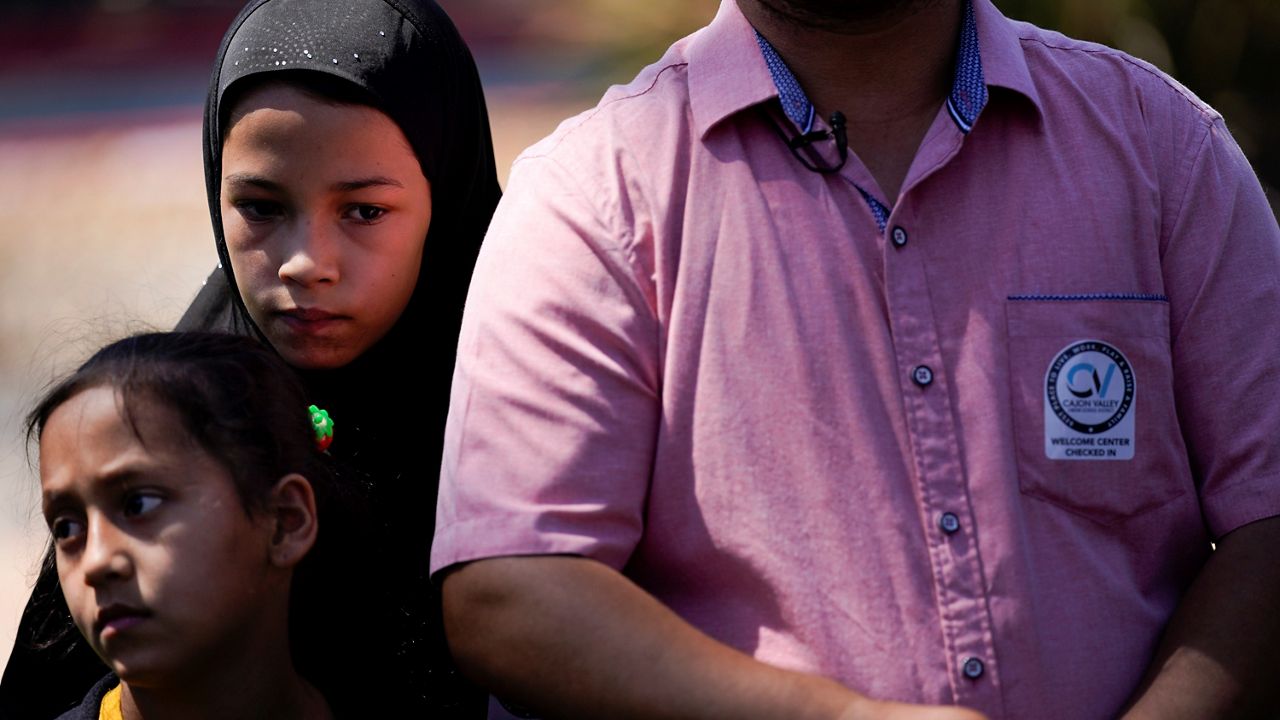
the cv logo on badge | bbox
[1046,340,1134,434]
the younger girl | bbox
[28,332,337,719]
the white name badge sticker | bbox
[1044,340,1135,461]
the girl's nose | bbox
[82,518,134,588]
[278,218,340,288]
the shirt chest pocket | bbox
[1006,297,1193,524]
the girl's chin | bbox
[102,650,172,688]
[270,337,362,370]
[278,347,358,370]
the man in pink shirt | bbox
[431,0,1280,717]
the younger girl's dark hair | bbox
[23,332,348,685]
[27,331,328,512]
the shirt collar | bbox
[945,0,987,132]
[971,0,1042,115]
[687,0,1043,139]
[687,0,784,139]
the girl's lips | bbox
[95,605,150,638]
[101,615,146,637]
[278,308,348,334]
[283,307,341,322]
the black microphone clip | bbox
[780,110,849,174]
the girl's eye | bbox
[122,492,163,518]
[233,200,283,223]
[346,205,387,223]
[50,516,85,543]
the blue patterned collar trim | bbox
[946,0,986,132]
[755,0,987,135]
[859,188,891,233]
[754,31,815,133]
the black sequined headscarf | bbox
[181,0,500,714]
[188,0,500,413]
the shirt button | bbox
[912,365,934,387]
[891,226,908,248]
[939,512,961,534]
[962,657,985,680]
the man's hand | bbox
[443,555,987,720]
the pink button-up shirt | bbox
[432,1,1280,717]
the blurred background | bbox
[1,0,1276,672]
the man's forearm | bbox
[441,555,985,720]
[1123,516,1280,719]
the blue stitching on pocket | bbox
[1007,293,1169,303]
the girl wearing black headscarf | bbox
[1,0,500,717]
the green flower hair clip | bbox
[309,405,334,452]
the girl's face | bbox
[40,386,285,685]
[220,82,432,369]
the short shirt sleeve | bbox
[1163,117,1280,539]
[430,148,661,575]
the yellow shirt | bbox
[98,684,122,720]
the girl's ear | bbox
[266,473,318,568]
